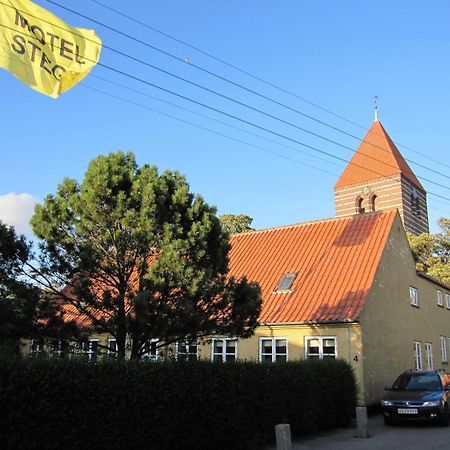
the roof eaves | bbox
[417,271,450,291]
[260,319,360,326]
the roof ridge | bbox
[230,210,397,238]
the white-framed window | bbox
[425,342,433,370]
[52,339,67,357]
[413,341,423,370]
[108,339,118,358]
[446,293,450,309]
[142,339,159,361]
[82,339,99,361]
[30,339,43,355]
[176,341,198,361]
[410,287,419,307]
[305,337,337,359]
[259,338,287,363]
[437,290,443,307]
[440,336,448,363]
[212,338,237,362]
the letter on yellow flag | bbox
[0,0,102,98]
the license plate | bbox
[398,408,418,414]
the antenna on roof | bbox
[374,96,379,121]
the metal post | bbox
[356,406,369,438]
[275,423,292,450]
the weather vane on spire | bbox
[374,96,379,121]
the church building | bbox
[28,119,449,406]
[217,118,449,404]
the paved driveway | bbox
[267,414,450,450]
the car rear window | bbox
[392,373,442,391]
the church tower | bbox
[334,118,429,235]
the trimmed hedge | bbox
[0,357,356,449]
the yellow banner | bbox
[0,0,102,98]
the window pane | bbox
[276,354,287,362]
[213,354,223,363]
[213,341,223,353]
[188,344,197,354]
[307,339,319,355]
[275,339,287,354]
[278,275,293,290]
[225,340,236,353]
[261,339,272,354]
[262,355,272,363]
[323,339,336,355]
[225,354,236,362]
[277,273,297,291]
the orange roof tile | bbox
[335,121,423,190]
[228,211,398,324]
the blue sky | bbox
[1,0,449,237]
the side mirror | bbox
[384,385,392,391]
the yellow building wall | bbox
[359,214,450,405]
[201,322,364,400]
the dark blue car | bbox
[381,370,450,426]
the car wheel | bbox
[440,408,449,427]
[384,416,395,426]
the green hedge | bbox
[0,358,356,449]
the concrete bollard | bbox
[275,423,292,450]
[356,406,369,438]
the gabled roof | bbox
[228,211,398,324]
[335,120,424,190]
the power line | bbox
[0,23,449,203]
[86,77,450,216]
[85,0,379,131]
[88,0,450,172]
[5,2,450,195]
[92,74,344,170]
[45,0,450,181]
[81,83,340,177]
[0,42,339,176]
[82,80,449,217]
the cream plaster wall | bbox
[359,214,450,405]
[201,323,364,401]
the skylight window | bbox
[276,272,297,292]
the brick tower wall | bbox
[334,175,429,235]
[400,177,429,235]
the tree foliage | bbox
[31,152,262,359]
[219,214,254,234]
[407,217,450,285]
[0,221,75,352]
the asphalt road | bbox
[267,414,450,450]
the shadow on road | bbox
[266,413,450,450]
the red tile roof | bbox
[335,121,423,190]
[228,211,397,324]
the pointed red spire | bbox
[335,121,423,190]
